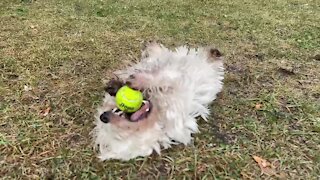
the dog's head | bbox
[93,78,166,160]
[98,79,159,134]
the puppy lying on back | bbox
[92,41,224,161]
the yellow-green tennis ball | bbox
[115,86,143,113]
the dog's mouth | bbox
[113,100,152,122]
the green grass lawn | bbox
[1,0,319,179]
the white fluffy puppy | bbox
[92,41,224,161]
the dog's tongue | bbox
[130,101,150,122]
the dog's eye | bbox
[104,79,124,96]
[104,87,118,96]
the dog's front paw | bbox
[141,40,165,58]
[125,73,149,91]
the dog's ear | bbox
[206,47,223,62]
[209,48,222,58]
[104,79,124,96]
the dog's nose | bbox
[100,111,111,123]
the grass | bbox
[0,0,319,179]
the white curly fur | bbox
[92,42,224,161]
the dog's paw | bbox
[143,40,160,49]
[125,73,148,91]
[141,40,165,58]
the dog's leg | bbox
[125,73,150,91]
[125,72,175,100]
[141,40,168,59]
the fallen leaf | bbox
[40,107,51,117]
[252,156,287,179]
[252,155,276,176]
[253,155,270,167]
[255,103,262,110]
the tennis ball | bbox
[115,86,143,113]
